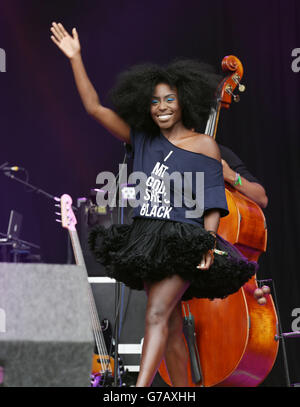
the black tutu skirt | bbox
[88,217,258,301]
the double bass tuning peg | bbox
[231,73,246,93]
[233,83,245,102]
[238,84,246,92]
[225,84,241,102]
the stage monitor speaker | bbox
[0,263,94,387]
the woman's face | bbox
[150,83,182,130]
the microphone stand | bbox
[114,174,125,387]
[2,170,59,201]
[108,148,130,387]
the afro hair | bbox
[108,59,222,136]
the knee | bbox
[145,305,169,327]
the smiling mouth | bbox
[157,114,173,121]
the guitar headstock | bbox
[216,55,245,109]
[58,194,77,232]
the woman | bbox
[50,22,257,387]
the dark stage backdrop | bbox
[0,0,299,386]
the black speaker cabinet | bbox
[0,263,94,387]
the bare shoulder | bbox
[192,133,221,162]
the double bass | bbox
[158,55,279,387]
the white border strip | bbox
[88,277,116,283]
[124,365,139,372]
[118,344,142,354]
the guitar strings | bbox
[71,230,113,374]
[87,284,112,373]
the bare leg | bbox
[136,275,189,387]
[164,302,189,386]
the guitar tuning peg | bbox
[55,212,61,216]
[238,84,246,92]
[55,219,62,223]
[55,204,60,207]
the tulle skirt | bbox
[88,217,257,301]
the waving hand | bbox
[50,22,80,59]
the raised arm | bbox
[50,22,131,143]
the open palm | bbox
[50,22,80,59]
